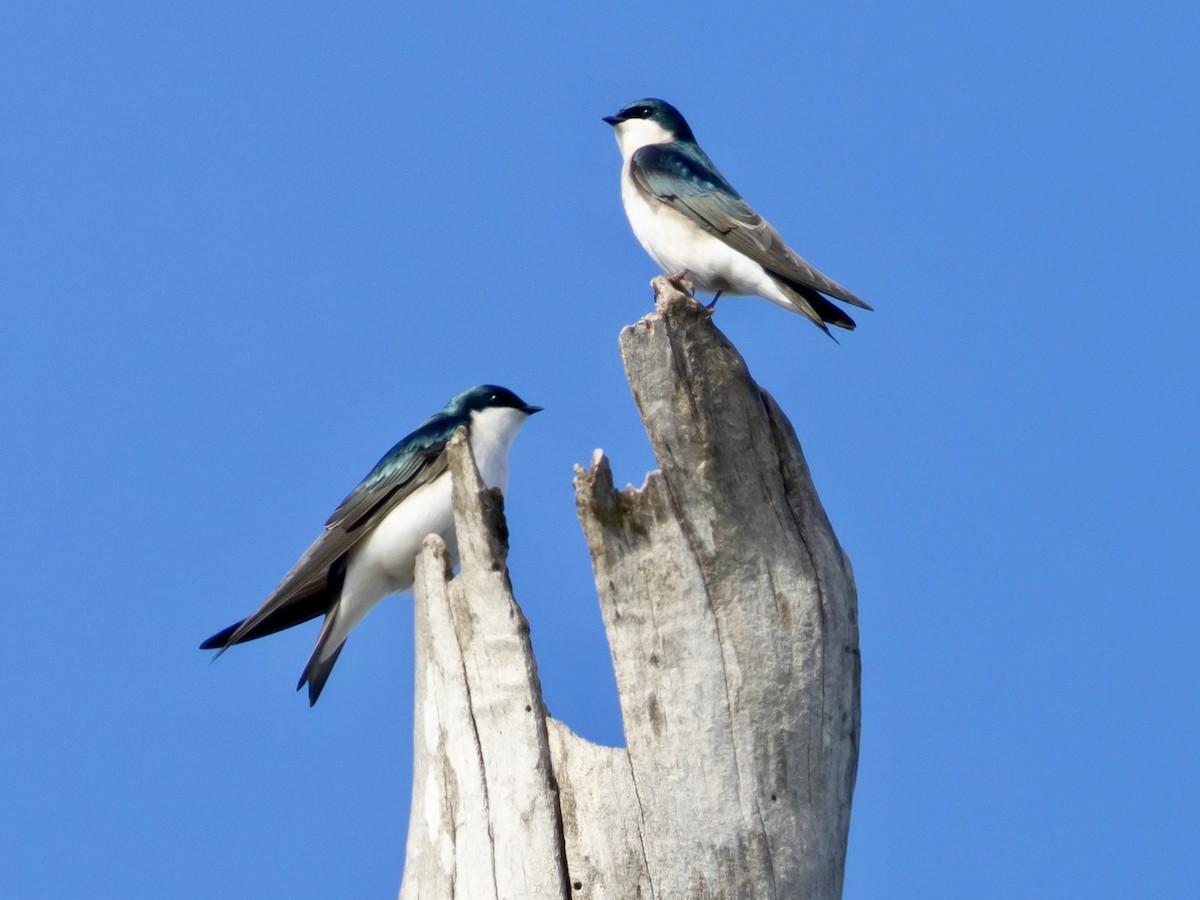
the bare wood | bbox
[545,718,653,898]
[400,278,860,899]
[573,278,860,897]
[399,430,570,900]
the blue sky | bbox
[3,2,1197,897]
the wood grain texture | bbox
[400,430,569,900]
[400,278,860,899]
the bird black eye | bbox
[635,106,652,117]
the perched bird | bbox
[603,98,872,335]
[201,385,542,705]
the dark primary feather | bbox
[629,142,872,324]
[297,640,345,707]
[294,555,349,706]
[198,590,329,650]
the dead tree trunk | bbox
[399,278,861,900]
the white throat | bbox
[467,406,531,494]
[612,118,677,162]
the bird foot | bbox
[666,269,695,296]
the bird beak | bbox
[602,114,622,126]
[522,404,544,415]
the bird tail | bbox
[297,612,348,706]
[772,276,858,336]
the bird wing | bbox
[629,143,872,310]
[208,424,453,651]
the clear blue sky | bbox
[3,2,1196,897]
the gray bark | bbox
[400,277,860,899]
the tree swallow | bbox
[200,385,542,705]
[603,98,872,336]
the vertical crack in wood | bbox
[401,432,571,900]
[446,596,500,899]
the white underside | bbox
[316,406,529,662]
[613,123,797,312]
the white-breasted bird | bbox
[603,98,872,336]
[201,385,541,704]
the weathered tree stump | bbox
[400,278,860,900]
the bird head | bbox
[603,98,695,153]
